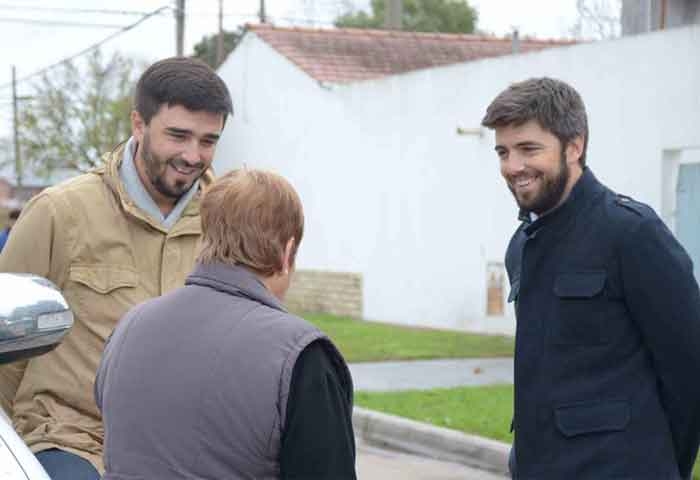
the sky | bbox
[0,0,584,140]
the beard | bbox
[510,147,570,215]
[141,132,204,200]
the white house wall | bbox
[215,26,700,334]
[215,34,364,274]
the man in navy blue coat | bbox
[481,77,700,479]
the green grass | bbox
[356,384,514,443]
[302,313,514,363]
[356,385,700,479]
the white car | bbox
[0,273,74,479]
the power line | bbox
[185,7,340,25]
[185,10,264,18]
[188,9,337,21]
[0,17,126,28]
[0,4,160,16]
[202,12,337,25]
[0,4,172,93]
[266,16,336,26]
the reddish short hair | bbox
[198,169,304,276]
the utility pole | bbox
[511,28,520,54]
[175,0,185,56]
[216,0,224,66]
[384,0,402,30]
[659,0,668,29]
[11,66,21,187]
[259,0,267,24]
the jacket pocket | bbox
[67,264,141,342]
[69,264,138,294]
[553,271,606,298]
[555,400,630,438]
[552,271,610,345]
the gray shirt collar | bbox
[120,137,200,230]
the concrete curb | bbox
[353,407,510,476]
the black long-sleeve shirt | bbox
[280,340,356,480]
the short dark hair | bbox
[8,208,21,220]
[481,77,589,166]
[134,57,233,125]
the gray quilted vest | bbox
[99,262,350,480]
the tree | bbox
[0,137,11,174]
[570,0,622,40]
[335,0,477,33]
[192,28,244,69]
[18,49,136,177]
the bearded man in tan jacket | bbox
[0,56,232,479]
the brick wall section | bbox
[286,269,363,318]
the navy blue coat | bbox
[506,168,700,479]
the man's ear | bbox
[281,237,295,275]
[131,110,146,142]
[566,135,585,167]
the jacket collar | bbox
[96,140,215,232]
[186,262,287,313]
[522,167,604,237]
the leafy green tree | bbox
[335,0,478,34]
[0,137,11,174]
[192,28,243,69]
[18,49,135,176]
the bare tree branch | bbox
[571,0,621,40]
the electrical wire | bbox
[0,4,161,16]
[0,4,172,93]
[0,17,126,28]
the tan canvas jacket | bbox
[0,144,213,472]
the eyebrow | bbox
[495,141,546,151]
[515,141,544,148]
[165,127,221,141]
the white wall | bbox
[215,26,700,334]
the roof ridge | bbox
[242,23,577,84]
[245,23,576,45]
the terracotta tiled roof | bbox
[246,24,577,83]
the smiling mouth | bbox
[512,175,539,190]
[169,161,203,176]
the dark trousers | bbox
[36,448,100,480]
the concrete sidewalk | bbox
[349,357,513,392]
[349,357,513,475]
[357,439,507,479]
[354,407,510,476]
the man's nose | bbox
[180,140,202,164]
[501,154,526,175]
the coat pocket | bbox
[67,264,140,342]
[555,400,630,438]
[553,271,606,298]
[552,271,611,345]
[69,264,138,294]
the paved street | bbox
[357,441,507,479]
[349,357,513,392]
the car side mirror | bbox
[0,273,73,365]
